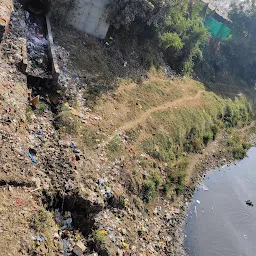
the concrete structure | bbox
[46,15,60,85]
[66,0,110,39]
[201,0,231,22]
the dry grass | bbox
[0,188,57,255]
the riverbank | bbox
[169,122,256,256]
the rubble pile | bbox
[25,11,50,78]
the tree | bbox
[107,0,208,74]
[107,0,172,30]
[161,0,208,73]
[222,0,256,83]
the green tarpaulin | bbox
[204,17,231,40]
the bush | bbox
[107,0,172,30]
[152,173,162,188]
[160,32,184,51]
[142,179,157,202]
[227,133,252,159]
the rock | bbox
[73,241,86,256]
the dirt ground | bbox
[0,2,254,256]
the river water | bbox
[185,147,256,256]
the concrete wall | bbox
[67,0,110,39]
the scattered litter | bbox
[199,183,209,191]
[15,199,24,206]
[29,148,37,155]
[73,241,86,256]
[244,234,248,240]
[246,200,253,206]
[194,206,197,218]
[196,200,201,204]
[63,239,71,256]
[30,95,40,108]
[29,187,41,193]
[28,152,37,163]
[37,235,45,244]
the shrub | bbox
[152,173,163,188]
[142,179,156,202]
[160,32,184,51]
[227,134,252,159]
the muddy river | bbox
[185,147,256,256]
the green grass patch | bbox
[142,172,163,202]
[226,133,252,159]
[143,94,253,163]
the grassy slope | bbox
[50,24,255,254]
[56,65,253,201]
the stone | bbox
[73,241,86,256]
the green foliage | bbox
[227,133,252,159]
[93,229,106,244]
[152,173,163,188]
[163,158,188,194]
[163,0,208,73]
[125,129,140,143]
[37,102,47,112]
[172,159,188,194]
[199,0,256,84]
[143,133,176,162]
[108,0,208,74]
[142,179,156,202]
[107,0,172,30]
[142,173,163,202]
[142,93,252,164]
[160,32,184,51]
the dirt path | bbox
[103,90,204,145]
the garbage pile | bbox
[24,10,50,78]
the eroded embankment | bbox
[0,1,255,256]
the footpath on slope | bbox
[104,90,204,146]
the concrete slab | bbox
[46,14,60,85]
